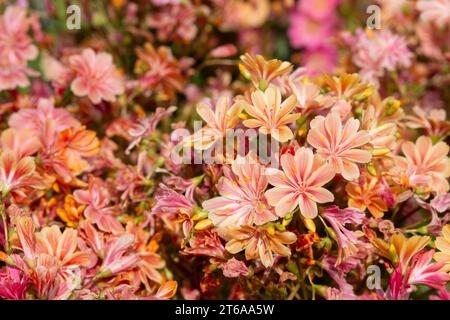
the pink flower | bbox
[97,235,139,278]
[74,177,124,234]
[203,153,277,233]
[302,45,337,76]
[0,63,38,91]
[0,6,38,65]
[1,128,40,159]
[0,267,27,300]
[69,49,124,104]
[288,12,334,49]
[297,0,341,20]
[322,206,367,264]
[182,230,226,259]
[406,250,450,289]
[307,111,372,181]
[395,136,450,194]
[0,151,42,199]
[219,258,249,278]
[417,0,450,28]
[147,3,198,43]
[265,147,335,218]
[350,29,412,87]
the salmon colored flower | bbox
[135,43,190,100]
[265,147,335,218]
[74,177,124,234]
[434,224,450,273]
[97,235,139,278]
[239,53,292,90]
[56,195,84,228]
[203,153,277,234]
[404,106,450,140]
[346,174,388,218]
[225,225,297,268]
[395,136,450,194]
[184,97,242,150]
[1,128,41,159]
[241,87,300,142]
[69,49,124,104]
[307,111,372,181]
[0,151,42,199]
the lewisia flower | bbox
[406,250,450,289]
[1,128,40,159]
[69,49,125,104]
[307,111,372,181]
[0,267,27,300]
[0,63,39,91]
[322,206,367,265]
[404,106,450,139]
[346,174,388,218]
[241,87,300,142]
[417,0,450,28]
[394,136,450,194]
[97,235,139,279]
[135,43,191,100]
[265,147,335,218]
[371,233,430,272]
[225,225,297,268]
[74,177,124,234]
[184,97,242,150]
[0,151,42,199]
[239,53,292,90]
[0,6,38,65]
[203,153,277,234]
[288,11,334,49]
[434,224,450,272]
[350,29,412,87]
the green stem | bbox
[0,198,9,254]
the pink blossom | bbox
[219,258,249,278]
[97,235,139,278]
[417,0,450,28]
[288,12,334,49]
[307,111,372,181]
[203,153,277,233]
[303,45,338,76]
[297,0,341,20]
[265,147,335,218]
[69,49,124,104]
[0,267,27,300]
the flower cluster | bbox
[0,0,449,300]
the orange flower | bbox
[56,195,84,228]
[184,97,242,150]
[346,174,388,218]
[240,53,292,90]
[241,86,300,142]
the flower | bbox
[302,46,338,76]
[74,177,124,234]
[417,0,450,28]
[265,147,335,218]
[1,128,40,159]
[69,49,124,104]
[203,153,277,233]
[183,97,242,150]
[0,151,42,199]
[350,29,412,87]
[218,258,249,278]
[147,3,197,43]
[0,6,38,65]
[307,111,372,181]
[346,174,388,218]
[135,43,190,100]
[239,53,292,90]
[288,12,335,49]
[0,63,38,91]
[97,235,139,278]
[322,206,367,264]
[241,87,300,142]
[297,0,341,20]
[182,230,226,259]
[395,136,450,194]
[0,267,27,300]
[225,225,296,268]
[434,224,450,273]
[406,250,450,289]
